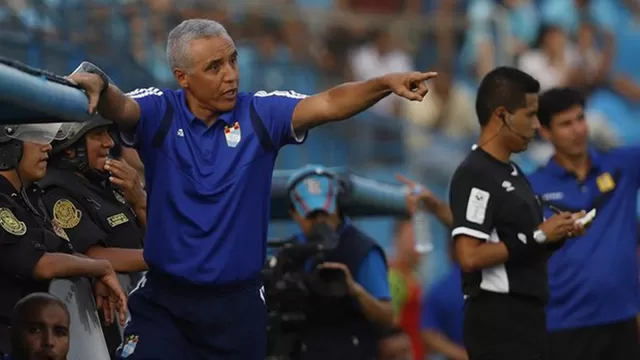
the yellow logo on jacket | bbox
[596,172,615,193]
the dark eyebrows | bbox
[205,58,222,70]
[205,50,238,70]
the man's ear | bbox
[174,68,188,88]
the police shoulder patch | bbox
[53,199,82,229]
[0,208,27,236]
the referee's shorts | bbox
[548,316,640,360]
[464,291,547,360]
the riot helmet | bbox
[49,116,113,174]
[0,123,69,171]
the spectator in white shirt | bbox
[349,29,413,118]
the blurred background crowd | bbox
[2,0,640,300]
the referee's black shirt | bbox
[450,147,557,303]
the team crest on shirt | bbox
[120,335,139,358]
[51,219,70,241]
[596,172,615,193]
[224,122,241,148]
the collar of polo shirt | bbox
[544,148,603,178]
[176,89,236,126]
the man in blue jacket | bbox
[528,87,639,360]
[68,18,436,360]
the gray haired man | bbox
[68,18,437,360]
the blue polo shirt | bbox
[294,219,391,300]
[125,88,308,285]
[420,265,464,346]
[528,147,640,330]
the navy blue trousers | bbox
[116,271,267,360]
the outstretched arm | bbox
[291,72,437,133]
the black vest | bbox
[38,168,143,250]
[294,225,386,360]
[0,185,74,354]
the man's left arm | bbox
[291,72,436,134]
[353,249,394,327]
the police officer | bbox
[0,123,127,357]
[37,118,147,357]
[39,118,147,273]
[285,165,393,360]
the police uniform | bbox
[0,175,73,355]
[37,119,144,359]
[449,147,563,360]
[39,168,143,255]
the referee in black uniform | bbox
[449,67,587,360]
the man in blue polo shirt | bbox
[528,87,640,360]
[68,18,436,360]
[285,165,393,359]
[399,107,640,359]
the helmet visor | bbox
[3,123,71,145]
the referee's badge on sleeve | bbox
[224,122,241,148]
[466,188,490,225]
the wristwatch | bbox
[533,229,547,244]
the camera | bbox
[262,222,347,359]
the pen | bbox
[548,205,563,214]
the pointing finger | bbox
[417,71,438,81]
[395,173,417,187]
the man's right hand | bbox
[395,173,442,213]
[538,212,577,242]
[94,268,128,326]
[67,72,105,114]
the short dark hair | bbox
[476,67,541,127]
[11,293,69,328]
[538,87,586,128]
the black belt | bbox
[145,270,263,296]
